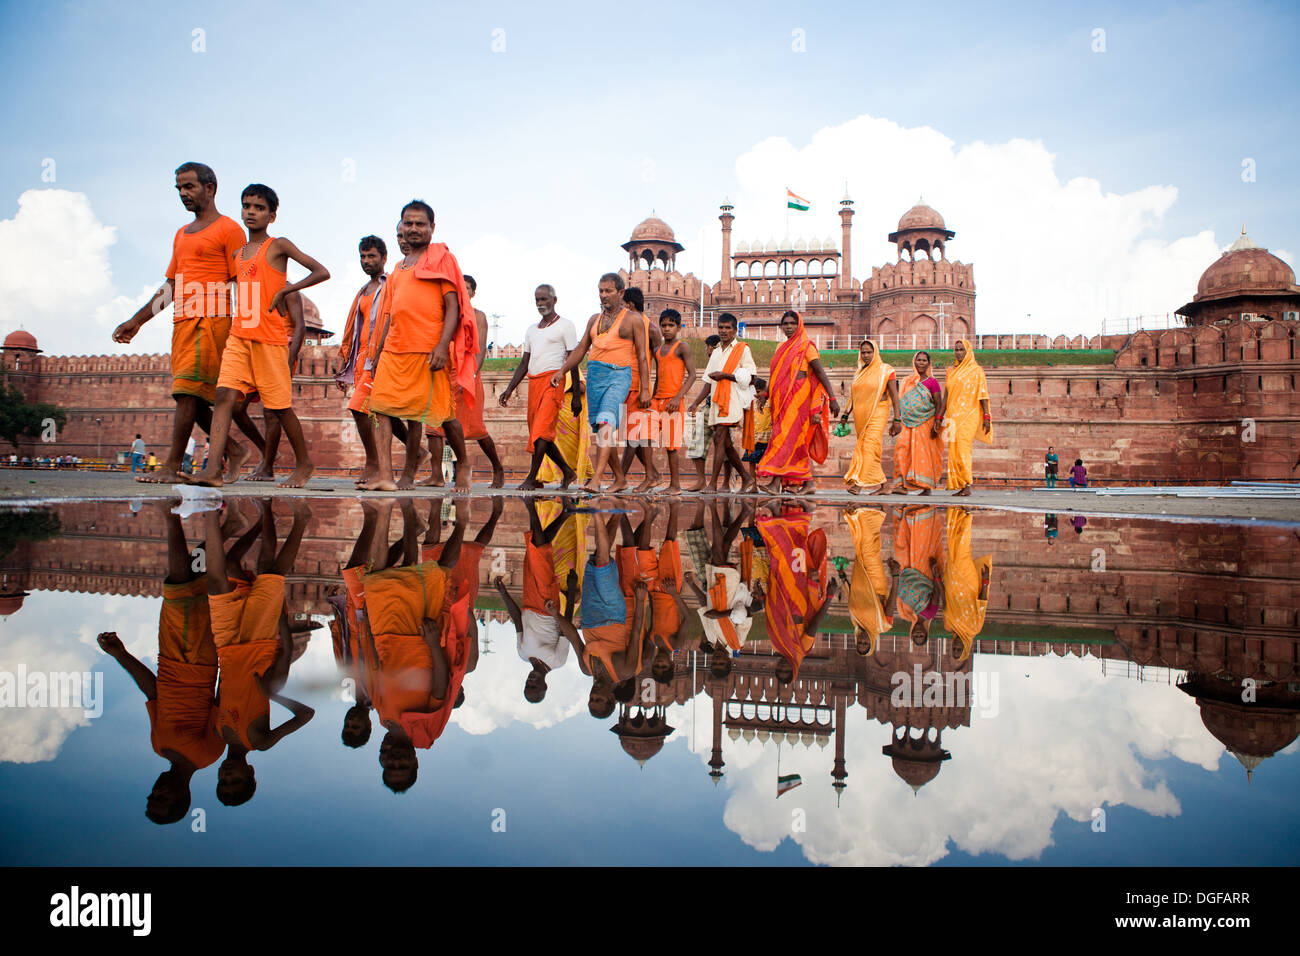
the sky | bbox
[1,0,1297,356]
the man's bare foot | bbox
[137,469,186,484]
[364,478,398,492]
[635,474,657,492]
[278,462,314,489]
[490,468,505,489]
[354,465,378,488]
[189,469,224,489]
[417,470,446,487]
[224,444,251,482]
[741,480,757,494]
[666,481,682,494]
[558,464,577,489]
[518,476,541,490]
[396,471,417,490]
[683,478,706,493]
[245,470,274,482]
[455,473,472,493]
[607,475,628,492]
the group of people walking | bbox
[115,161,1001,496]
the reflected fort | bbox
[0,495,1297,865]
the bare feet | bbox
[955,486,972,497]
[890,484,909,495]
[278,462,314,489]
[455,472,472,493]
[558,464,577,489]
[846,484,861,495]
[224,444,251,482]
[666,481,682,494]
[517,476,541,491]
[417,471,445,487]
[872,481,894,496]
[189,469,224,489]
[490,468,505,489]
[798,481,818,497]
[608,476,628,493]
[245,470,275,482]
[137,469,186,484]
[396,472,416,490]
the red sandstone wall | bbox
[3,318,1297,482]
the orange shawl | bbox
[414,243,478,412]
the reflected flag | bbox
[777,773,802,797]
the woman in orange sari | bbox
[943,339,992,496]
[842,339,901,494]
[942,507,991,661]
[757,504,837,685]
[890,351,945,495]
[757,311,840,495]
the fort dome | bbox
[3,329,39,352]
[630,216,676,243]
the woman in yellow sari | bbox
[841,339,901,494]
[842,506,899,657]
[890,351,945,495]
[537,369,594,486]
[943,339,991,496]
[942,507,991,662]
[757,311,840,495]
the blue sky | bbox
[1,0,1296,354]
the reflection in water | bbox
[1,495,1298,864]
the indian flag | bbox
[786,189,810,211]
[777,773,803,797]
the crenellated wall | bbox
[2,318,1297,482]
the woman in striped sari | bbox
[757,311,840,495]
[757,504,837,685]
[537,369,594,486]
[943,339,992,496]
[890,351,945,495]
[842,339,902,494]
[894,504,944,646]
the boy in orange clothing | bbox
[363,200,477,492]
[648,309,697,493]
[207,499,316,807]
[191,184,329,488]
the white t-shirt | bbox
[518,611,570,669]
[523,317,578,376]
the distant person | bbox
[1071,514,1087,534]
[147,453,158,471]
[1044,446,1058,488]
[131,435,146,474]
[1044,513,1058,544]
[1069,458,1087,489]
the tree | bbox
[0,374,66,449]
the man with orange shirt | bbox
[363,200,476,492]
[191,184,329,488]
[335,236,389,486]
[648,309,697,493]
[113,162,266,483]
[364,501,471,792]
[95,498,242,825]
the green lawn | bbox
[484,345,1114,373]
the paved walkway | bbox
[3,470,1299,525]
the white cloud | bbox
[680,653,1224,865]
[0,190,173,357]
[728,115,1224,335]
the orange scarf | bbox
[414,243,478,411]
[711,340,746,415]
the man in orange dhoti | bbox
[96,499,238,824]
[363,200,477,491]
[500,284,580,489]
[335,236,390,486]
[422,275,505,488]
[112,162,266,483]
[207,499,316,807]
[363,503,471,792]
